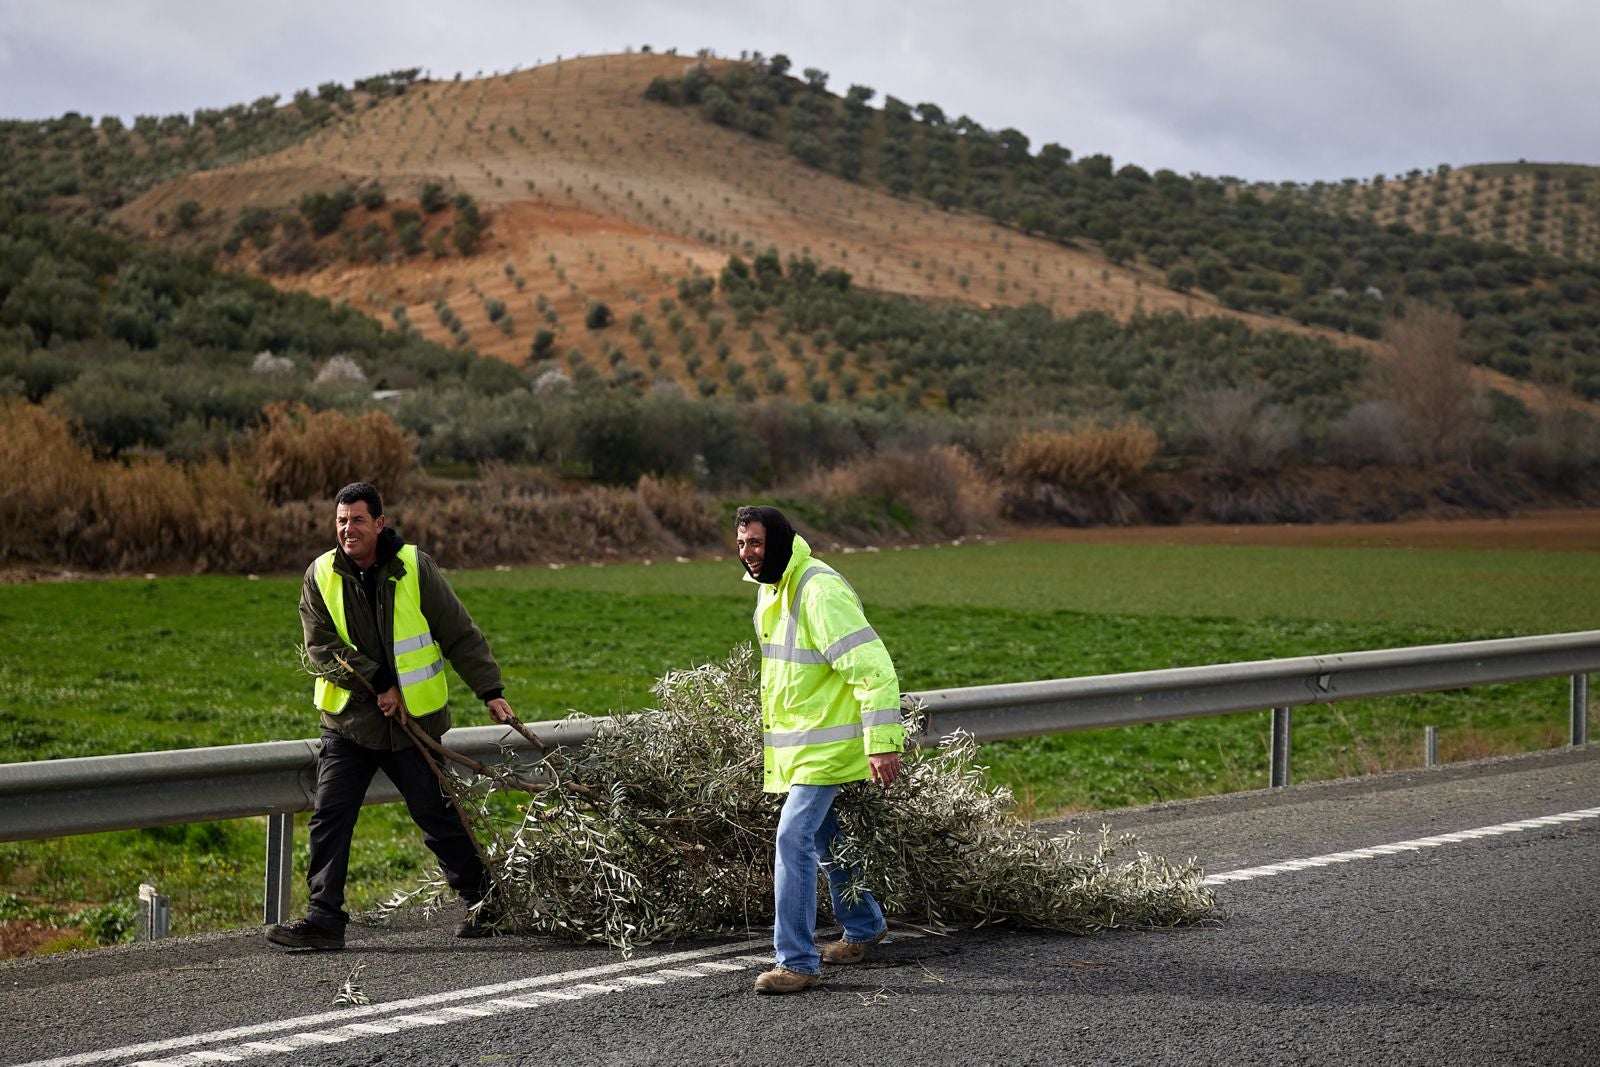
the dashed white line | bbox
[103,934,919,1067]
[22,807,1595,1067]
[1201,805,1600,886]
[19,937,773,1067]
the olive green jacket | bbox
[299,529,503,750]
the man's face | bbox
[336,500,385,567]
[735,521,765,579]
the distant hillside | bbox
[2,52,1597,544]
[639,56,1600,400]
[1267,163,1600,264]
[47,50,1579,417]
[0,70,422,214]
[100,53,1354,393]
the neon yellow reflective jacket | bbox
[312,543,449,718]
[749,534,904,792]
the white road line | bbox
[1201,805,1600,887]
[97,934,931,1067]
[28,807,1592,1067]
[100,933,927,1067]
[13,937,772,1067]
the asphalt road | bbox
[4,745,1597,1067]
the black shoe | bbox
[266,917,344,951]
[454,900,505,939]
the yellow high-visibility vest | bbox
[313,544,448,717]
[751,534,903,792]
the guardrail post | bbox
[1574,674,1590,747]
[1424,726,1439,767]
[264,812,295,925]
[1269,707,1292,787]
[137,883,169,940]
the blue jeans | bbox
[773,783,886,975]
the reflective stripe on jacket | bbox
[751,534,903,792]
[312,543,449,717]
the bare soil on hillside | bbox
[113,55,1584,413]
[118,54,1470,401]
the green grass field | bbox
[1,539,1594,949]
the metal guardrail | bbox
[0,631,1594,925]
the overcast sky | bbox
[1,1,1594,184]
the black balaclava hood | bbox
[747,505,795,584]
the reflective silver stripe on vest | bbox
[396,659,445,687]
[861,708,901,728]
[393,631,435,656]
[763,721,864,748]
[760,642,828,664]
[822,626,879,664]
[775,564,862,661]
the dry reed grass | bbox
[252,402,414,504]
[636,475,725,547]
[397,467,723,567]
[2,401,329,572]
[797,445,1001,537]
[0,399,96,562]
[1002,422,1158,490]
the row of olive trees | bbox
[642,61,1600,394]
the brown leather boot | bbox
[819,927,888,964]
[754,967,822,994]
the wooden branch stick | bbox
[328,652,498,890]
[397,715,499,892]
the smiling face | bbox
[735,520,766,579]
[336,500,386,569]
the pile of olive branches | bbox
[378,647,1216,953]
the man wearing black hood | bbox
[267,482,515,951]
[736,504,905,994]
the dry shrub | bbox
[85,457,278,571]
[1001,421,1158,489]
[1377,307,1480,464]
[0,400,94,562]
[799,445,1000,537]
[1326,400,1411,468]
[0,400,312,573]
[636,475,724,547]
[188,461,277,569]
[1191,478,1339,525]
[89,456,201,567]
[241,499,328,573]
[1508,409,1600,489]
[399,474,677,568]
[1179,385,1300,474]
[253,402,414,504]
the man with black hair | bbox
[266,482,515,951]
[734,504,905,994]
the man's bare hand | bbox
[868,752,901,789]
[486,697,514,724]
[377,686,407,719]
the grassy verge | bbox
[0,539,1592,949]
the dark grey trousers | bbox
[305,728,488,931]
